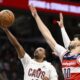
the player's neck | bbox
[34,58,44,63]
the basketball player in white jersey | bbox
[29,5,80,80]
[0,16,58,80]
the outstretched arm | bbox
[1,28,25,58]
[57,13,70,49]
[29,5,57,51]
[29,5,67,61]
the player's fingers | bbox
[29,4,33,12]
[43,76,49,80]
[56,21,60,25]
[0,26,7,31]
[29,4,36,12]
[29,4,34,13]
[60,12,63,21]
[52,52,57,55]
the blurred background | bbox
[0,0,80,80]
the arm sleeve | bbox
[55,44,67,61]
[49,65,58,80]
[20,53,31,68]
[61,27,70,49]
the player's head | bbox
[34,47,46,61]
[68,34,80,51]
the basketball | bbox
[0,10,15,28]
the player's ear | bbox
[44,50,47,59]
[34,50,36,56]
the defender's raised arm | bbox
[29,5,57,51]
[57,13,70,49]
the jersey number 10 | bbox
[63,68,70,79]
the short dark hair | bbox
[68,45,75,51]
[74,34,80,40]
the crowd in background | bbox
[0,40,23,80]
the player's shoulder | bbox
[43,60,50,64]
[44,61,54,68]
[44,61,57,73]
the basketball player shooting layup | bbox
[0,11,58,80]
[29,4,80,80]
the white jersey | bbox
[20,53,58,80]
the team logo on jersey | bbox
[77,55,80,65]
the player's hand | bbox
[42,76,49,80]
[0,26,8,31]
[29,4,38,18]
[57,13,64,28]
[52,51,57,56]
